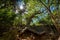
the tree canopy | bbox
[0,0,60,40]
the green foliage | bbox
[21,0,53,26]
[0,0,60,40]
[0,0,17,40]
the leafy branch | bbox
[39,0,59,35]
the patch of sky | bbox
[38,15,43,20]
[37,13,48,21]
[40,7,46,12]
[32,18,39,23]
[35,7,48,21]
[50,5,56,12]
[16,0,25,10]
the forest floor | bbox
[16,30,60,40]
